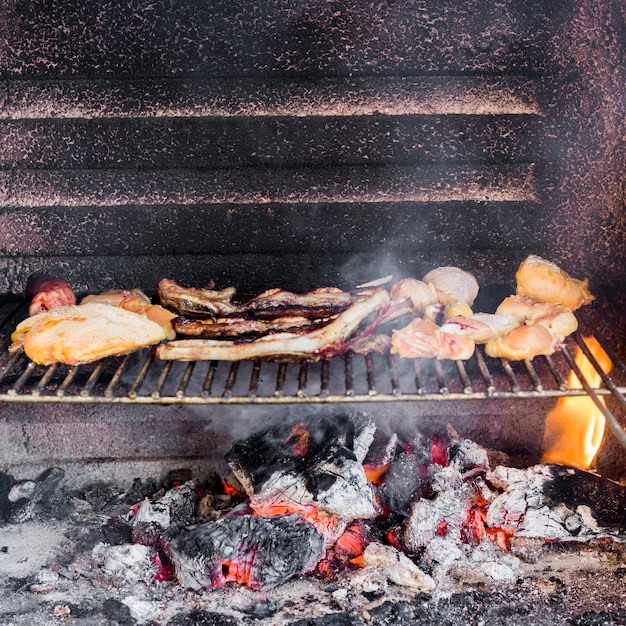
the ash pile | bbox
[2,412,626,625]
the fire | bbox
[542,336,612,470]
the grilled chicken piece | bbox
[389,278,438,316]
[422,266,480,320]
[10,302,169,365]
[81,289,177,339]
[484,324,558,360]
[440,313,520,344]
[390,318,475,360]
[533,306,579,342]
[25,274,76,316]
[496,294,566,322]
[515,254,594,310]
[156,288,390,361]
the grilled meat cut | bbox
[10,302,169,365]
[156,288,390,361]
[157,278,239,317]
[173,315,325,339]
[158,279,356,320]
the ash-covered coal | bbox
[0,467,74,524]
[167,513,325,590]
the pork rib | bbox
[156,288,390,361]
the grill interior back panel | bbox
[0,0,623,294]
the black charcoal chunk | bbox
[167,513,325,590]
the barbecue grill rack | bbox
[0,293,624,411]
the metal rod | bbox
[500,358,521,393]
[297,362,309,398]
[201,361,218,398]
[80,362,105,397]
[274,362,287,398]
[223,362,239,398]
[104,355,131,398]
[475,348,495,395]
[8,360,35,396]
[456,360,472,394]
[57,366,78,397]
[365,354,377,396]
[176,362,195,399]
[248,362,261,399]
[523,359,543,392]
[320,359,329,398]
[128,349,155,399]
[544,354,567,391]
[560,344,626,452]
[344,353,354,397]
[33,363,58,397]
[152,361,172,399]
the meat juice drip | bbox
[24,273,76,316]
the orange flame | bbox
[542,336,612,470]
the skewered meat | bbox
[25,273,76,316]
[156,288,390,362]
[390,318,476,360]
[515,254,594,310]
[422,266,480,319]
[440,313,520,344]
[10,302,169,365]
[484,324,558,360]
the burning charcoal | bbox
[166,513,325,590]
[376,451,431,517]
[226,412,375,493]
[226,412,379,543]
[130,479,200,545]
[168,609,241,626]
[102,598,134,625]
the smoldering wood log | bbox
[226,411,375,492]
[0,467,73,524]
[166,513,325,591]
[486,464,626,538]
[542,466,626,530]
[225,412,379,525]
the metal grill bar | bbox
[0,299,624,412]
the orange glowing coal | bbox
[542,336,612,470]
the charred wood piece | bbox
[0,467,73,524]
[166,514,325,590]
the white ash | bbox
[91,543,158,586]
[359,542,435,591]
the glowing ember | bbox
[542,336,612,469]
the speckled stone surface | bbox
[0,0,623,294]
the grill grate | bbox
[0,295,624,414]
